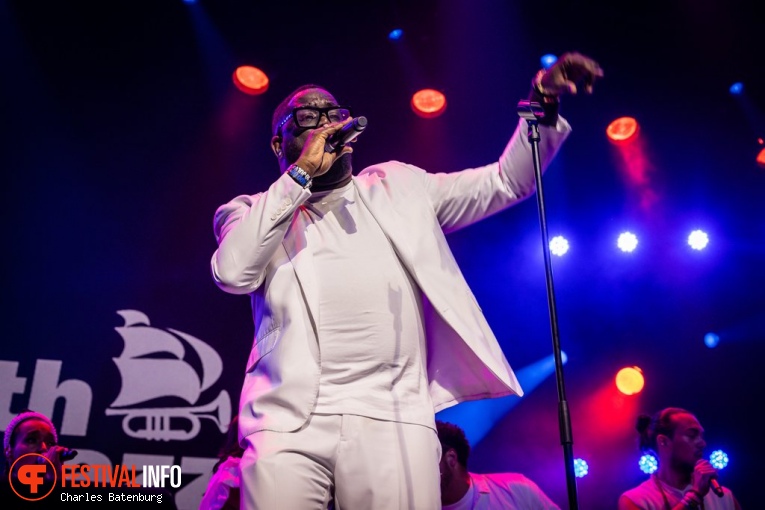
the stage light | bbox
[639,454,658,474]
[388,28,403,40]
[615,366,645,395]
[541,54,557,70]
[704,332,720,348]
[549,235,569,256]
[606,117,639,143]
[573,458,589,478]
[688,229,709,250]
[617,232,638,252]
[411,89,447,118]
[435,352,564,445]
[710,450,729,470]
[233,66,269,96]
[757,148,765,168]
[729,82,744,95]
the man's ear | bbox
[445,448,459,468]
[271,135,283,158]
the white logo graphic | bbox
[105,310,231,441]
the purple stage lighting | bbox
[639,454,658,474]
[388,28,403,40]
[710,450,729,470]
[617,232,638,252]
[541,54,558,70]
[573,458,589,478]
[549,235,569,256]
[688,229,709,250]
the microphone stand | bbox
[517,100,579,510]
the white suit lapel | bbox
[281,209,321,330]
[353,174,419,277]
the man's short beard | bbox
[312,153,353,188]
[283,141,353,190]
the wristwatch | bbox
[286,164,312,189]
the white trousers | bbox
[240,414,442,510]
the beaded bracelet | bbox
[286,164,312,189]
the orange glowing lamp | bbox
[411,89,447,118]
[757,148,765,168]
[615,366,645,395]
[606,117,639,143]
[233,66,269,95]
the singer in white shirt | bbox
[211,53,603,510]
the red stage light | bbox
[615,366,645,395]
[757,148,765,168]
[233,66,269,96]
[606,117,639,143]
[411,89,447,118]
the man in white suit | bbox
[211,52,602,510]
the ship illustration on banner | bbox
[105,310,231,441]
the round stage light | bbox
[729,82,744,95]
[411,89,447,118]
[233,66,269,96]
[389,28,403,40]
[710,450,729,470]
[615,366,645,395]
[704,332,720,348]
[573,458,589,478]
[541,54,558,70]
[688,229,709,250]
[617,232,638,253]
[639,454,658,474]
[606,117,639,143]
[757,148,765,169]
[549,235,569,256]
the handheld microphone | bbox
[60,448,79,461]
[710,478,724,498]
[35,448,78,463]
[325,116,368,153]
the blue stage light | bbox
[388,28,403,40]
[435,352,566,446]
[639,454,658,474]
[541,54,558,70]
[688,229,709,250]
[704,332,720,348]
[617,232,638,252]
[549,235,569,256]
[729,82,744,95]
[710,450,729,469]
[573,458,589,478]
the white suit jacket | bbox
[212,118,571,439]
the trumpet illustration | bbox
[106,310,232,442]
